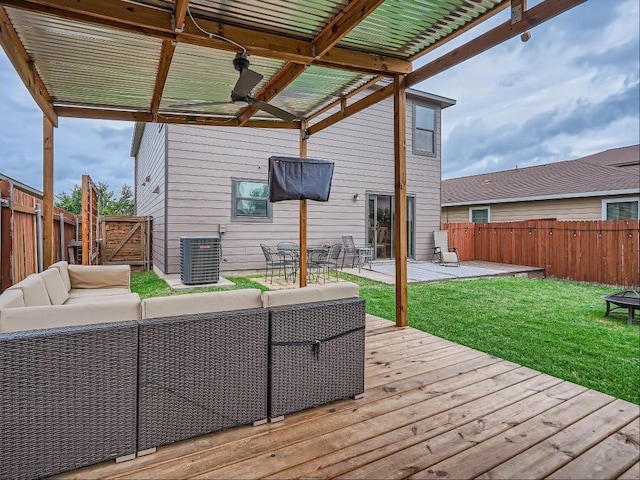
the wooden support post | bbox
[393,74,408,327]
[298,120,308,287]
[43,115,54,269]
[0,180,12,291]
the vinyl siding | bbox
[164,95,443,274]
[442,195,635,223]
[134,123,167,272]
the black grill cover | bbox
[268,156,334,202]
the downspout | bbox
[35,203,43,272]
[163,124,169,274]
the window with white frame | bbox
[469,207,490,223]
[232,179,271,220]
[602,197,639,220]
[413,104,436,155]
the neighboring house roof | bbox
[442,145,640,206]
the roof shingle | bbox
[442,145,640,206]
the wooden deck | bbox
[56,315,640,480]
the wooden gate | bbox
[81,174,100,265]
[99,216,152,272]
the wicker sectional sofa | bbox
[0,261,140,333]
[0,277,365,480]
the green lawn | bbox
[130,271,640,404]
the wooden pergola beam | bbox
[236,0,385,125]
[149,0,189,119]
[308,0,586,135]
[0,0,411,75]
[393,74,408,328]
[407,0,510,61]
[172,0,188,32]
[150,39,175,121]
[54,106,301,128]
[306,76,383,122]
[0,7,57,126]
[313,0,385,56]
[42,115,54,269]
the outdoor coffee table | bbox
[602,290,639,326]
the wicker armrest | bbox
[0,321,139,480]
[268,297,366,420]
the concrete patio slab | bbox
[153,265,235,291]
[344,260,544,285]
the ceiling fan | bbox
[170,53,298,122]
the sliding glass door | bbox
[367,194,415,260]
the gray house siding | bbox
[134,123,167,272]
[135,91,450,275]
[442,195,637,223]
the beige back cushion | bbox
[0,289,25,309]
[48,261,71,292]
[0,297,141,333]
[262,282,359,308]
[40,268,70,305]
[142,288,263,319]
[68,265,130,289]
[8,274,52,307]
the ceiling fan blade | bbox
[250,99,298,122]
[232,69,263,98]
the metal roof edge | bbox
[372,79,456,108]
[442,189,640,207]
[130,122,146,157]
[406,88,456,108]
[0,172,43,198]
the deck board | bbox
[54,315,639,480]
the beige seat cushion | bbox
[68,265,130,289]
[40,268,70,305]
[142,288,263,319]
[65,292,140,305]
[0,297,141,333]
[8,274,52,307]
[441,252,459,265]
[68,287,132,299]
[48,261,71,292]
[262,282,359,308]
[0,289,25,309]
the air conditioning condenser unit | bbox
[180,236,220,285]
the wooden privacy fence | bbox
[0,179,77,291]
[99,216,152,272]
[442,220,640,287]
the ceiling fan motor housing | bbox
[233,53,250,73]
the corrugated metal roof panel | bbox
[341,0,504,58]
[272,66,375,119]
[5,7,161,110]
[151,0,348,38]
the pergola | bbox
[0,0,585,326]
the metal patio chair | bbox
[341,235,372,271]
[432,230,460,267]
[260,244,291,282]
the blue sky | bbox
[0,0,638,195]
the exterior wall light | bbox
[353,193,361,202]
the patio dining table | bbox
[277,245,328,282]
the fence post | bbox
[59,213,65,261]
[146,216,151,271]
[35,203,43,272]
